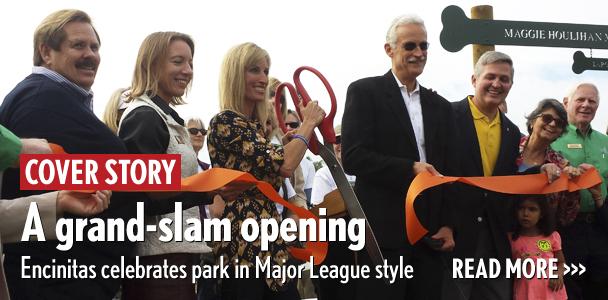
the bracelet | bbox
[292,134,309,148]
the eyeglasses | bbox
[537,113,567,128]
[403,41,429,51]
[188,128,207,135]
[335,135,341,144]
[285,121,300,128]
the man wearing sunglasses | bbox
[551,83,608,300]
[342,14,458,300]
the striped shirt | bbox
[32,66,94,111]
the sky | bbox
[2,0,608,162]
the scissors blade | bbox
[316,142,387,282]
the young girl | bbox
[510,195,567,300]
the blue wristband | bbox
[293,134,309,148]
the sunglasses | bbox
[285,121,300,128]
[537,113,566,128]
[403,41,429,51]
[335,135,341,144]
[188,128,208,135]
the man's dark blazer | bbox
[341,70,457,251]
[450,97,522,260]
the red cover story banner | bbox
[20,154,181,191]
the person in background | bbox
[285,109,316,205]
[551,83,608,300]
[185,116,222,300]
[102,87,130,134]
[208,42,324,299]
[310,125,355,206]
[186,117,210,171]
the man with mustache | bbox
[0,9,140,299]
[342,14,457,300]
[551,83,608,300]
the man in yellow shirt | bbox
[445,51,526,300]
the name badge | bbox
[567,144,583,149]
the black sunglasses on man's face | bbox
[403,41,429,51]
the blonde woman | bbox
[208,42,324,299]
[118,31,214,300]
[102,87,129,134]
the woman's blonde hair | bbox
[129,31,194,105]
[102,87,130,134]
[268,76,288,117]
[218,42,270,124]
[265,101,283,140]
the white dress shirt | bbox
[392,72,426,163]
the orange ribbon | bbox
[405,169,603,244]
[49,144,327,264]
[180,168,327,264]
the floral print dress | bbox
[207,110,291,291]
[516,135,581,226]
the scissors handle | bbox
[273,81,321,154]
[293,66,337,147]
[273,66,338,155]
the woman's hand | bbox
[298,100,325,127]
[562,166,582,179]
[208,194,226,218]
[540,163,561,183]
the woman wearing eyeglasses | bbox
[208,42,325,300]
[517,98,599,227]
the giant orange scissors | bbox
[274,66,386,274]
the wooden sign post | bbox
[471,5,495,66]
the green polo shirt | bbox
[551,124,608,212]
[0,125,22,171]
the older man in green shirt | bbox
[551,82,608,300]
